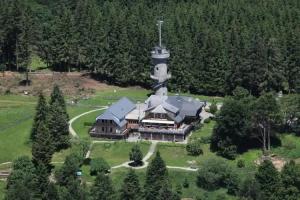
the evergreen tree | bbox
[31,93,48,140]
[48,85,70,151]
[48,100,70,151]
[129,144,143,166]
[49,85,68,119]
[58,179,88,200]
[144,151,170,200]
[35,163,50,199]
[55,153,81,186]
[6,156,38,200]
[119,169,142,200]
[90,173,114,200]
[280,161,300,200]
[31,123,54,169]
[255,160,281,200]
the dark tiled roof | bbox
[96,97,136,127]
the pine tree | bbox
[48,100,70,151]
[144,151,169,200]
[30,93,48,140]
[31,123,54,169]
[35,163,50,199]
[49,85,68,118]
[280,161,300,199]
[49,85,70,151]
[119,169,142,200]
[90,173,115,200]
[129,144,143,166]
[6,156,38,200]
[255,160,281,200]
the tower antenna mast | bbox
[157,20,163,47]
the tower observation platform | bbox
[150,20,171,96]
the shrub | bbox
[209,101,218,114]
[203,118,211,123]
[200,136,211,144]
[237,159,245,168]
[129,144,143,166]
[183,177,189,188]
[90,157,110,176]
[186,139,203,156]
[197,158,239,193]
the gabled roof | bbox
[166,96,205,117]
[144,95,206,124]
[150,104,167,114]
[96,97,136,127]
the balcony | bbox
[138,124,192,135]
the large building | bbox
[90,21,205,142]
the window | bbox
[110,127,113,132]
[102,127,104,132]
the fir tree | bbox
[31,123,54,169]
[144,151,169,200]
[255,160,281,200]
[119,169,142,200]
[48,85,70,151]
[90,173,115,200]
[48,100,70,151]
[6,156,38,199]
[31,93,48,140]
[129,144,143,166]
[49,85,68,120]
[35,163,50,199]
[280,161,300,200]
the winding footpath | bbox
[68,106,108,138]
[67,106,201,171]
[0,106,201,173]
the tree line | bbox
[0,0,299,96]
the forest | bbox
[0,0,299,96]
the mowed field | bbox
[3,85,300,199]
[0,86,221,164]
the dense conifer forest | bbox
[0,0,299,95]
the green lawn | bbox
[90,141,150,166]
[273,134,300,159]
[189,120,216,141]
[0,181,5,200]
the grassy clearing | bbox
[90,141,150,166]
[72,110,104,139]
[0,181,5,200]
[273,134,300,159]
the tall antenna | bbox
[157,20,163,47]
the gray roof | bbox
[166,96,205,117]
[145,95,205,123]
[96,97,136,127]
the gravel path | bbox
[68,106,108,138]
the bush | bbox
[186,139,203,156]
[200,136,211,144]
[129,144,143,166]
[90,157,110,176]
[183,177,189,188]
[237,159,245,168]
[209,101,218,114]
[197,158,239,193]
[203,118,211,124]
